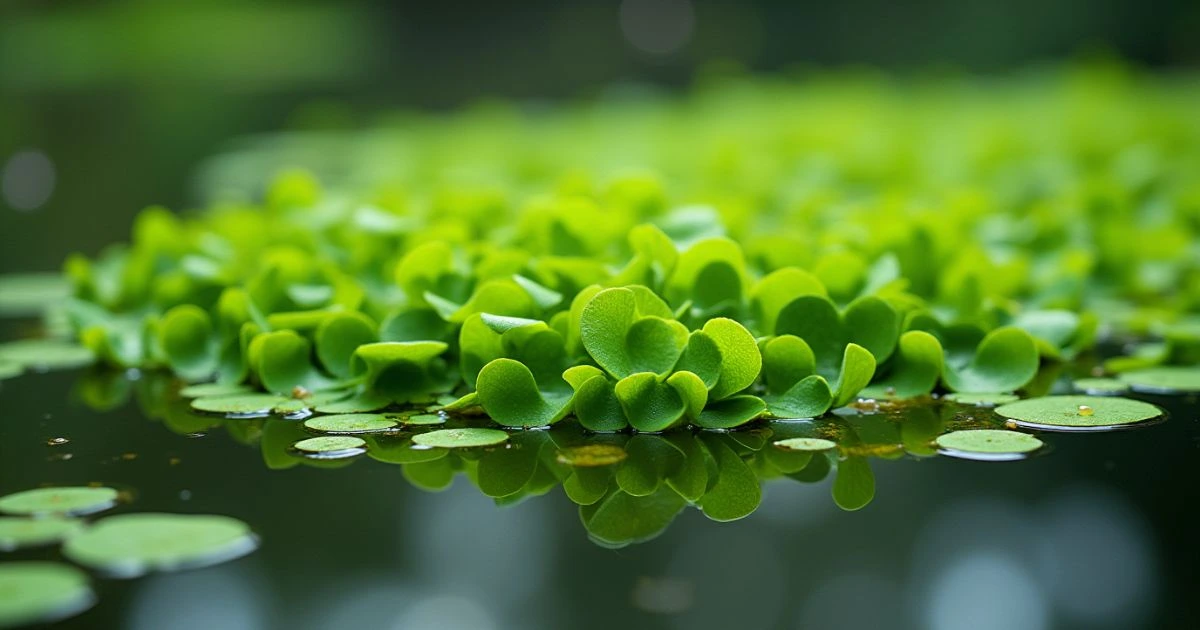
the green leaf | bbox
[0,487,118,517]
[831,343,877,408]
[761,335,817,395]
[580,487,685,548]
[994,395,1163,429]
[942,327,1039,394]
[697,435,762,521]
[831,456,875,511]
[773,437,837,452]
[614,372,687,432]
[865,330,943,399]
[352,341,449,403]
[766,375,833,419]
[303,413,397,434]
[666,371,709,421]
[475,358,574,427]
[314,312,378,379]
[249,330,332,396]
[477,432,545,498]
[0,517,84,552]
[293,435,367,456]
[557,443,628,467]
[694,395,767,429]
[411,428,509,448]
[580,287,687,378]
[942,392,1020,406]
[775,295,898,378]
[935,429,1044,457]
[562,364,605,390]
[616,436,684,496]
[513,274,564,310]
[1072,377,1130,395]
[178,383,252,398]
[749,267,826,335]
[1118,366,1200,394]
[673,330,722,388]
[702,318,761,400]
[402,458,456,491]
[158,305,217,381]
[0,562,94,627]
[0,339,95,371]
[62,513,257,578]
[572,375,629,432]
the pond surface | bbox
[1,365,1198,630]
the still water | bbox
[1,364,1197,630]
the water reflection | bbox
[66,369,1171,550]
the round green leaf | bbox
[761,335,816,394]
[995,395,1163,430]
[398,413,445,426]
[159,305,217,380]
[191,394,286,415]
[411,428,509,448]
[0,562,94,627]
[702,317,761,400]
[869,330,944,399]
[0,339,94,371]
[831,456,875,511]
[62,513,258,578]
[615,372,687,432]
[0,517,84,551]
[293,435,366,455]
[935,429,1044,459]
[304,413,397,434]
[697,436,762,522]
[178,383,253,398]
[942,392,1021,406]
[943,327,1039,394]
[1072,377,1130,395]
[573,375,629,432]
[0,487,119,517]
[1119,366,1200,394]
[694,395,767,430]
[315,311,378,379]
[475,358,573,427]
[773,437,837,452]
[0,360,23,381]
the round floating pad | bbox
[995,395,1162,430]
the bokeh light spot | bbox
[2,150,56,212]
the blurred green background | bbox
[2,0,1198,272]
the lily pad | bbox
[61,513,258,578]
[398,413,446,426]
[0,517,84,551]
[191,394,287,415]
[0,272,70,316]
[303,413,397,434]
[942,392,1021,406]
[935,429,1044,460]
[773,437,837,452]
[0,562,94,627]
[0,360,22,381]
[556,444,628,467]
[995,395,1163,430]
[411,428,509,449]
[293,435,367,455]
[178,383,253,398]
[0,339,95,371]
[1118,366,1200,394]
[1071,377,1130,395]
[0,487,119,517]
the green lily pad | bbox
[935,429,1044,459]
[191,394,286,415]
[411,428,509,448]
[773,437,837,452]
[0,272,70,316]
[942,392,1021,406]
[303,413,397,434]
[398,413,446,426]
[178,383,253,398]
[313,392,391,413]
[0,517,84,551]
[61,513,258,578]
[0,487,119,517]
[0,339,95,371]
[293,435,367,455]
[1119,366,1200,394]
[0,562,94,627]
[1072,377,1130,395]
[0,360,23,381]
[995,395,1163,430]
[556,444,628,467]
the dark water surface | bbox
[1,366,1197,630]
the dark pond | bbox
[2,357,1197,630]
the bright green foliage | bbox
[62,513,257,578]
[0,487,118,517]
[935,429,1044,455]
[32,66,1200,434]
[0,562,94,627]
[995,395,1163,429]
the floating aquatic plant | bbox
[935,429,1045,460]
[62,513,257,578]
[0,518,84,552]
[0,562,94,628]
[994,395,1163,430]
[0,487,119,517]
